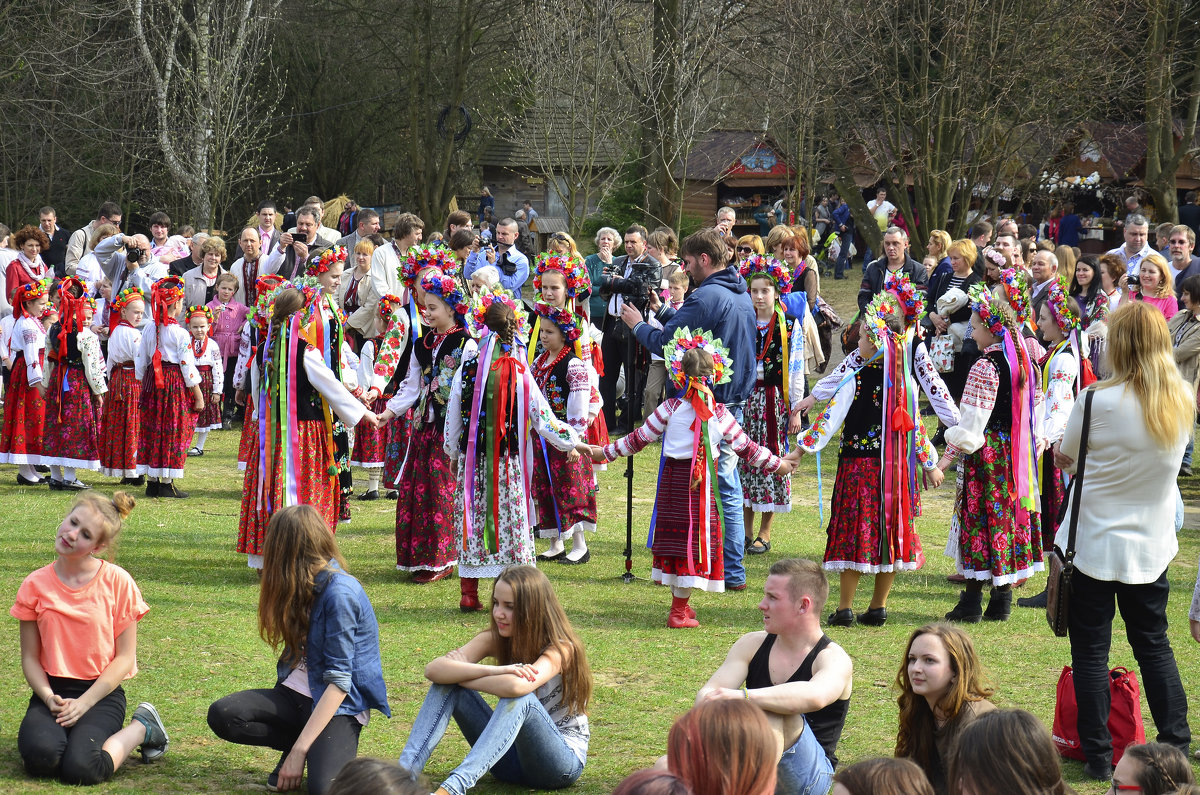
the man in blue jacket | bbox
[621,227,758,589]
[831,196,854,280]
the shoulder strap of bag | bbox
[1064,389,1095,562]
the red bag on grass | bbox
[1051,665,1145,764]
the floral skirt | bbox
[238,419,337,559]
[954,429,1042,585]
[531,438,597,538]
[1039,452,1067,551]
[824,455,923,573]
[350,396,387,468]
[649,458,724,592]
[137,366,198,479]
[456,455,533,579]
[739,382,792,512]
[395,423,457,572]
[99,366,140,477]
[195,365,222,431]
[41,364,101,469]
[383,411,412,488]
[237,399,256,471]
[0,353,45,464]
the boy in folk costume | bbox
[0,278,51,484]
[99,287,146,484]
[798,290,945,627]
[588,328,798,628]
[531,301,599,564]
[184,306,225,457]
[350,294,409,500]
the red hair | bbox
[667,700,777,795]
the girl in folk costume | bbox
[184,306,225,457]
[1,278,51,484]
[236,287,377,569]
[1018,282,1086,610]
[444,299,582,612]
[41,277,108,491]
[99,288,146,484]
[233,273,289,472]
[588,328,797,628]
[135,276,204,499]
[798,291,945,628]
[377,273,475,584]
[530,301,598,564]
[936,283,1044,623]
[349,294,408,500]
[737,254,806,556]
[207,272,250,422]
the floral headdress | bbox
[252,279,293,335]
[13,277,50,317]
[533,252,590,297]
[982,247,1008,271]
[884,274,925,327]
[378,293,404,321]
[534,301,581,342]
[664,326,732,389]
[862,291,906,346]
[401,245,457,288]
[306,245,347,277]
[420,272,470,317]
[107,285,145,333]
[997,268,1032,325]
[470,288,529,340]
[186,305,213,324]
[150,275,186,325]
[1045,281,1081,334]
[738,254,792,295]
[969,282,1011,337]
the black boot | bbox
[1017,587,1048,608]
[983,587,1013,621]
[945,589,983,623]
[146,480,160,498]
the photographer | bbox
[469,217,528,293]
[265,206,331,280]
[598,224,660,433]
[95,231,166,300]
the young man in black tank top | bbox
[697,559,852,795]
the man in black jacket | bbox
[596,224,659,432]
[857,226,927,313]
[266,206,330,280]
[38,207,72,278]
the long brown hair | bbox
[949,709,1073,795]
[833,757,934,795]
[895,623,994,769]
[489,565,592,715]
[667,700,777,795]
[259,505,347,667]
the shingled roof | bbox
[672,130,793,182]
[479,104,623,170]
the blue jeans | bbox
[397,684,584,795]
[834,233,852,277]
[775,720,835,795]
[720,402,747,587]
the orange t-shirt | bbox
[10,561,149,681]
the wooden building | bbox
[677,131,795,233]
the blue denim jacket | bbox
[275,561,391,718]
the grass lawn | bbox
[0,270,1196,793]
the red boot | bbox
[459,577,482,612]
[668,595,699,628]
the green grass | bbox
[0,272,1195,793]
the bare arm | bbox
[696,632,761,704]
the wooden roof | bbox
[673,130,794,183]
[479,104,622,170]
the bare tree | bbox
[1141,0,1200,222]
[129,0,284,229]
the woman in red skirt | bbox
[591,329,797,628]
[134,276,205,498]
[236,287,379,570]
[41,277,108,490]
[99,287,146,484]
[233,274,289,473]
[1,278,51,484]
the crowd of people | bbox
[1,193,1199,793]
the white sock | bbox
[368,471,381,491]
[160,477,172,485]
[567,529,589,558]
[544,537,565,556]
[18,464,38,481]
[672,586,692,599]
[51,465,64,481]
[194,430,209,451]
[63,466,76,483]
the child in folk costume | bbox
[588,328,797,628]
[1,279,51,483]
[233,274,289,472]
[530,301,598,564]
[936,283,1044,623]
[348,295,408,500]
[236,287,378,569]
[184,306,225,457]
[377,273,475,583]
[135,276,204,499]
[99,288,146,484]
[207,272,250,423]
[737,254,806,556]
[798,291,945,628]
[41,277,108,491]
[444,298,582,612]
[1018,282,1086,610]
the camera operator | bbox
[265,205,331,280]
[598,224,660,433]
[470,217,528,294]
[94,231,165,301]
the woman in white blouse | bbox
[1053,301,1193,782]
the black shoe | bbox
[121,475,146,486]
[16,473,45,486]
[559,549,591,565]
[1082,759,1112,782]
[1017,588,1048,608]
[537,547,566,561]
[746,537,771,555]
[983,588,1012,621]
[146,480,160,498]
[857,607,888,626]
[827,608,855,627]
[357,490,380,501]
[1180,464,1194,477]
[61,480,91,491]
[945,589,983,623]
[159,482,188,499]
[34,465,50,474]
[931,428,946,447]
[48,479,66,491]
[386,490,399,499]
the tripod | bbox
[616,308,648,584]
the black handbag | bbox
[1046,389,1095,637]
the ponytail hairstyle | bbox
[72,491,136,558]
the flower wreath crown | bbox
[252,279,292,334]
[862,291,905,346]
[307,245,347,277]
[998,268,1032,324]
[534,301,582,342]
[401,245,457,288]
[738,254,793,295]
[1046,280,1081,334]
[186,305,213,323]
[664,326,733,389]
[421,272,470,317]
[533,252,590,297]
[983,247,1008,270]
[110,286,145,314]
[471,288,529,340]
[969,283,1010,337]
[885,273,925,326]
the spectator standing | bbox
[1107,213,1155,275]
[38,207,71,278]
[254,201,279,255]
[1057,202,1083,247]
[1168,275,1200,476]
[857,227,927,313]
[477,186,494,225]
[471,218,528,294]
[814,196,831,241]
[832,195,855,280]
[600,225,660,432]
[1179,191,1200,242]
[65,202,122,276]
[863,188,897,267]
[584,227,620,320]
[716,206,737,237]
[182,237,228,310]
[229,228,268,308]
[334,208,380,257]
[1168,225,1200,300]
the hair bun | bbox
[111,491,136,520]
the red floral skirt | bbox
[138,366,198,478]
[237,400,256,471]
[382,410,411,487]
[0,353,45,464]
[649,458,724,592]
[99,365,140,477]
[195,365,222,431]
[237,419,337,557]
[350,396,387,467]
[395,422,456,572]
[824,454,923,573]
[42,364,101,468]
[532,438,597,538]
